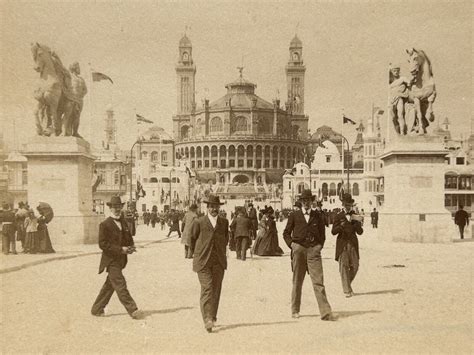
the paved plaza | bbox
[1,223,472,354]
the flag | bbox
[373,106,384,116]
[92,72,114,84]
[136,114,153,124]
[343,115,356,125]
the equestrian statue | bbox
[31,43,87,137]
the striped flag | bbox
[136,114,153,124]
[92,72,113,84]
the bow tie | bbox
[112,217,121,222]
[304,210,310,215]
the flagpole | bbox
[341,110,345,191]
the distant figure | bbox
[331,193,363,298]
[1,203,17,255]
[370,208,379,228]
[253,206,283,257]
[230,208,252,261]
[454,205,469,239]
[91,196,142,319]
[293,201,302,212]
[182,204,199,258]
[247,203,258,240]
[15,202,29,251]
[24,208,39,254]
[36,204,55,254]
[190,195,229,333]
[167,210,181,238]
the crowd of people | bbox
[0,201,55,255]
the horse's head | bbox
[406,48,433,78]
[31,42,51,74]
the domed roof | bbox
[209,74,274,110]
[179,34,192,47]
[141,125,173,141]
[290,35,302,48]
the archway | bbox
[232,175,249,184]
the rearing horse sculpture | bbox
[406,48,436,134]
[31,43,75,136]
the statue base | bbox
[378,135,454,243]
[23,136,101,245]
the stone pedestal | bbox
[378,135,454,243]
[23,136,101,245]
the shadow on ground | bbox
[107,306,193,318]
[300,310,381,319]
[215,320,295,333]
[355,288,403,296]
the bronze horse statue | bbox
[31,43,76,136]
[406,48,436,134]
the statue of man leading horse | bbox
[31,43,87,137]
[389,48,436,136]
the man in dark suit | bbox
[331,193,363,298]
[190,195,229,333]
[454,205,469,239]
[370,208,379,228]
[247,202,258,240]
[91,196,142,319]
[230,208,251,260]
[283,190,334,321]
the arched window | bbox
[151,151,158,162]
[322,183,328,197]
[190,147,195,158]
[195,119,202,135]
[181,125,189,139]
[114,170,119,185]
[238,145,245,157]
[150,177,158,183]
[256,145,262,157]
[185,147,189,158]
[219,145,226,156]
[292,126,299,139]
[162,177,170,183]
[141,151,148,160]
[258,117,270,134]
[329,183,336,196]
[203,146,210,158]
[196,146,202,158]
[228,145,236,157]
[247,145,253,156]
[161,151,168,163]
[210,117,223,132]
[353,183,359,196]
[234,116,248,132]
[211,146,218,157]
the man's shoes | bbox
[131,309,144,320]
[292,312,300,319]
[345,291,355,298]
[92,311,105,317]
[205,320,213,333]
[321,313,337,321]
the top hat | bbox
[106,196,125,207]
[264,206,274,215]
[299,189,315,201]
[189,203,198,211]
[204,195,224,205]
[341,193,355,204]
[248,202,253,207]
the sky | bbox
[1,0,472,151]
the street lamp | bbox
[129,138,142,203]
[169,167,175,210]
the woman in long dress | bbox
[252,207,283,256]
[24,209,39,253]
[36,206,55,254]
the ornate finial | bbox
[237,66,244,78]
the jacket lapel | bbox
[308,210,317,225]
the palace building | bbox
[172,34,309,199]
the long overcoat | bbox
[331,211,363,261]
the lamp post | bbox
[129,138,142,203]
[169,167,175,210]
[337,134,351,192]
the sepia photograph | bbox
[0,0,472,353]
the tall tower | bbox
[285,35,306,115]
[175,34,196,115]
[104,106,116,149]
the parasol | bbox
[37,202,54,223]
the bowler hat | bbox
[204,195,224,205]
[341,193,354,204]
[264,206,274,215]
[299,189,315,201]
[190,203,198,210]
[293,201,302,209]
[106,196,125,207]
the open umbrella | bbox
[37,202,54,223]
